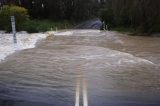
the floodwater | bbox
[0,30,160,106]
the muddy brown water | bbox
[0,30,160,106]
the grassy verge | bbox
[112,27,149,36]
[112,27,136,34]
[112,26,160,36]
[21,20,73,33]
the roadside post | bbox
[0,2,2,10]
[106,24,108,31]
[102,21,105,30]
[11,16,17,44]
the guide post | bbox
[11,16,17,44]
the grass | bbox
[112,25,160,35]
[112,27,136,33]
[111,27,149,36]
[21,19,73,33]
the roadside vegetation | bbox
[0,0,99,33]
[0,5,73,33]
[21,20,73,33]
[0,0,160,34]
[100,0,160,34]
[0,5,29,32]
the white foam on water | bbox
[73,30,101,34]
[49,45,155,66]
[0,33,48,62]
[72,46,156,65]
[109,50,156,65]
[53,31,73,36]
[79,55,103,60]
[104,31,124,44]
[48,30,101,36]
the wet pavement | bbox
[0,30,160,106]
[74,19,102,29]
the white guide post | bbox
[11,16,17,44]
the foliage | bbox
[100,9,114,29]
[21,20,73,33]
[0,5,29,32]
[0,5,72,33]
[112,27,136,33]
[20,0,100,21]
[100,0,160,33]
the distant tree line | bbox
[2,0,159,33]
[0,0,102,21]
[101,0,160,33]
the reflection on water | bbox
[0,30,160,106]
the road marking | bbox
[75,77,80,106]
[83,77,88,106]
[75,76,88,106]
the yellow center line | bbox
[75,76,88,106]
[83,77,88,106]
[75,77,80,106]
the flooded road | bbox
[0,30,160,106]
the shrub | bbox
[100,9,115,29]
[0,5,29,32]
[21,20,39,33]
[21,20,73,33]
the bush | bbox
[21,20,39,33]
[100,9,114,29]
[21,20,73,33]
[0,5,29,32]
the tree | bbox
[101,0,160,33]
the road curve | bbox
[74,19,102,29]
